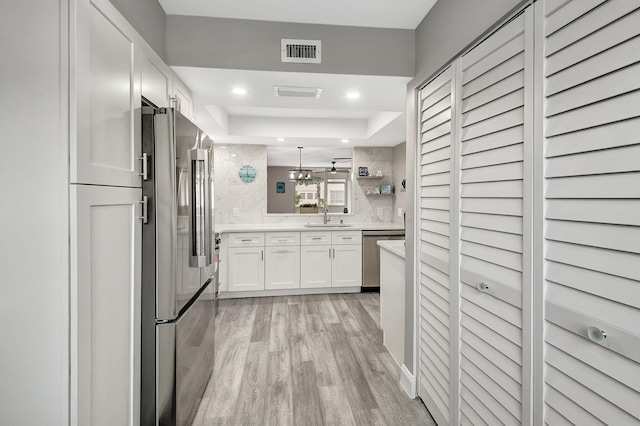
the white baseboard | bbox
[219,286,360,299]
[400,364,417,398]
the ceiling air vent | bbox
[273,86,323,99]
[281,39,321,64]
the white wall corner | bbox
[400,364,417,398]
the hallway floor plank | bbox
[193,293,436,426]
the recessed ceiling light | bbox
[341,139,350,143]
[277,138,285,142]
[232,87,247,95]
[231,153,237,157]
[346,92,360,99]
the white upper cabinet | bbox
[72,0,142,188]
[141,43,173,108]
[172,74,194,119]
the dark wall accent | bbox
[108,0,167,60]
[166,16,415,77]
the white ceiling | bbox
[158,0,437,29]
[164,1,437,164]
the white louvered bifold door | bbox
[542,1,640,425]
[418,66,456,426]
[458,9,533,426]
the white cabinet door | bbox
[417,65,456,426]
[301,245,332,288]
[457,10,532,426]
[70,184,141,426]
[228,247,264,292]
[265,246,300,290]
[141,43,172,108]
[172,73,194,119]
[332,244,362,287]
[72,0,142,188]
[542,1,640,424]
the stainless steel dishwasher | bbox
[362,229,405,290]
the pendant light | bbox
[330,161,337,174]
[288,147,313,182]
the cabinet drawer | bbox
[265,232,300,246]
[228,232,265,248]
[332,230,362,245]
[301,231,331,245]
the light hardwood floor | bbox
[192,293,436,425]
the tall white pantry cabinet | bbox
[68,0,194,425]
[416,1,640,425]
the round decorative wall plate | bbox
[238,165,256,183]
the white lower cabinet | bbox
[225,230,362,293]
[228,247,264,292]
[70,184,141,426]
[301,245,333,288]
[265,246,301,290]
[301,231,363,288]
[332,244,363,287]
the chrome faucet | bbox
[323,208,329,224]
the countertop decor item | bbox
[239,164,257,183]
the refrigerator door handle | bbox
[189,149,209,268]
[203,148,212,267]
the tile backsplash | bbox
[213,144,400,225]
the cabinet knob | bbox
[477,282,489,292]
[587,326,607,344]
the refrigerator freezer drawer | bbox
[156,284,216,426]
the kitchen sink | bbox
[303,223,353,227]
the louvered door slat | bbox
[418,66,455,425]
[545,9,638,76]
[545,118,640,158]
[546,7,640,76]
[542,1,640,424]
[458,10,530,425]
[461,126,524,155]
[462,71,524,111]
[546,1,639,56]
[544,406,573,426]
[545,323,640,393]
[461,343,522,398]
[547,35,640,96]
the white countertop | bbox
[215,222,404,233]
[377,240,406,259]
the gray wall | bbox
[392,142,407,226]
[166,16,415,76]
[108,0,167,60]
[0,1,70,423]
[267,167,296,213]
[403,0,525,376]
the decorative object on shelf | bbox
[276,181,286,193]
[366,187,381,195]
[380,184,393,194]
[330,161,337,174]
[401,178,406,189]
[375,170,383,177]
[289,147,313,181]
[358,166,369,176]
[238,165,256,183]
[299,203,318,214]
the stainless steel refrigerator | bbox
[141,106,218,426]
